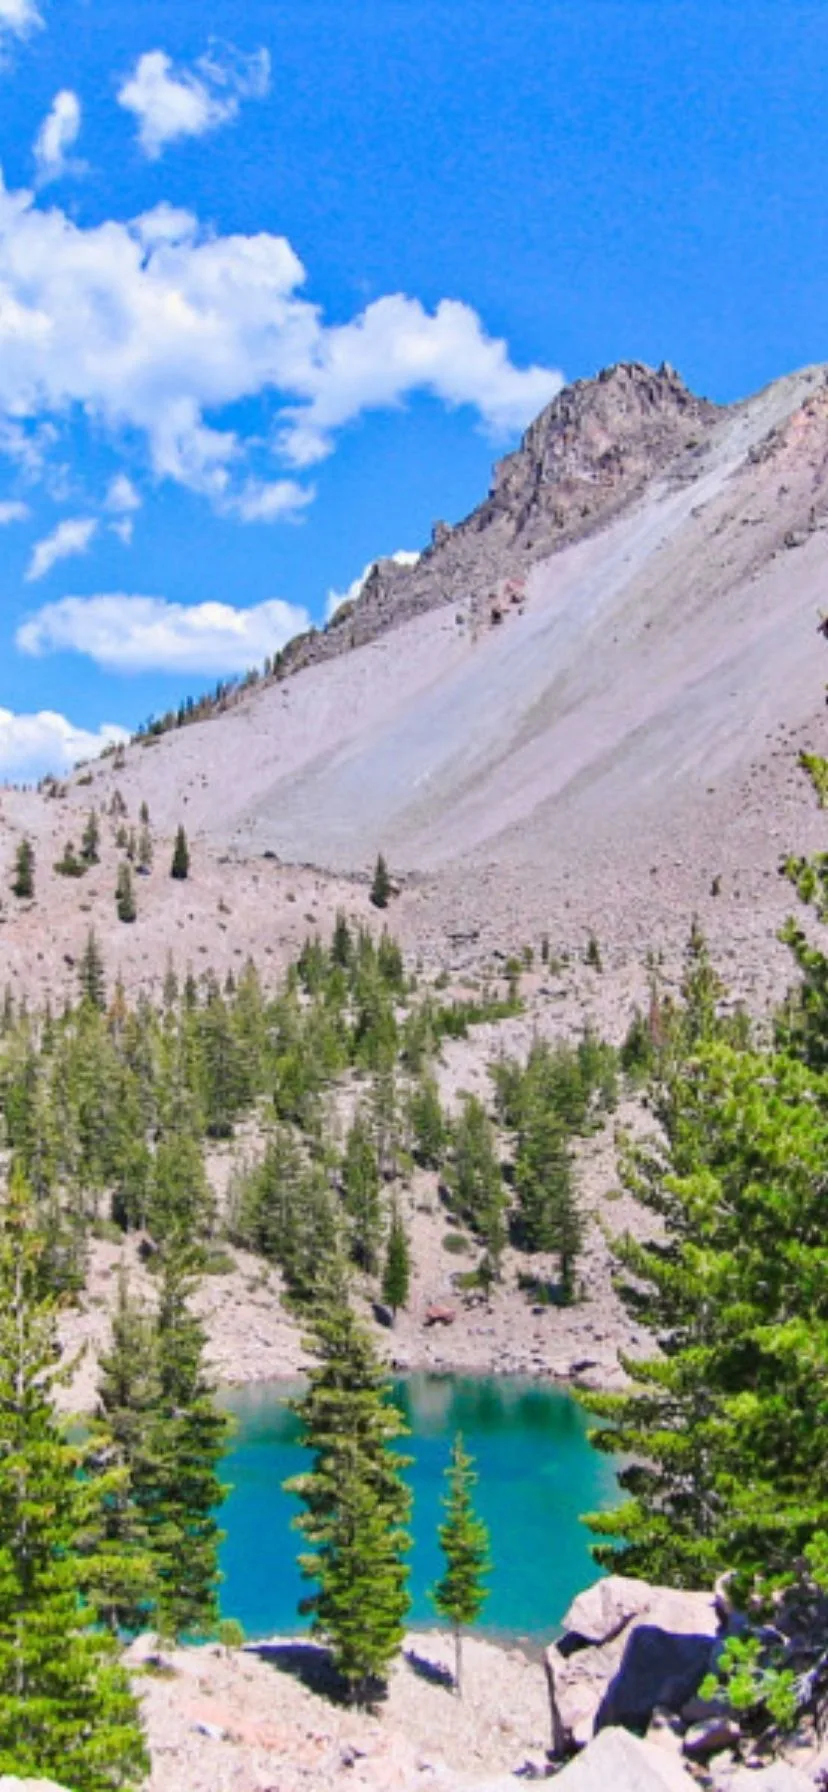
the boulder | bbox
[562,1576,660,1645]
[597,1623,719,1734]
[548,1577,722,1748]
[547,1638,623,1747]
[561,1575,719,1649]
[682,1714,741,1760]
[546,1725,699,1790]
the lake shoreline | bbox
[130,1622,555,1792]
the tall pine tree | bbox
[0,1168,147,1789]
[432,1434,490,1696]
[144,1248,229,1639]
[286,1293,411,1702]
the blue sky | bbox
[1,0,828,777]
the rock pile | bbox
[545,1577,828,1790]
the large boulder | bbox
[561,1575,719,1649]
[547,1576,722,1749]
[547,1725,699,1791]
[597,1623,720,1734]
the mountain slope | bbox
[6,356,828,1004]
[83,360,828,877]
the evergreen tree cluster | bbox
[490,1034,618,1291]
[0,912,616,1318]
[580,865,828,1615]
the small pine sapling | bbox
[171,824,190,881]
[432,1433,491,1696]
[116,862,137,924]
[11,837,34,899]
[382,1202,411,1320]
[370,853,391,910]
[81,808,100,866]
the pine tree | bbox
[432,1434,491,1696]
[581,1039,828,1593]
[370,853,391,910]
[149,1132,215,1247]
[286,1296,411,1702]
[451,1096,506,1270]
[11,837,34,899]
[115,862,137,924]
[79,929,107,1011]
[54,839,85,878]
[381,1202,411,1319]
[170,825,190,880]
[408,1072,445,1168]
[514,1099,581,1282]
[92,1272,160,1633]
[0,1168,147,1789]
[136,824,153,874]
[341,1113,382,1272]
[81,809,100,866]
[142,1249,228,1639]
[332,910,353,968]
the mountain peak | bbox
[282,361,718,673]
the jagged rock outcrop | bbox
[282,360,720,669]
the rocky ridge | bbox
[285,361,721,668]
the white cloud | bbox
[0,708,128,782]
[0,176,563,512]
[16,592,311,675]
[110,517,133,545]
[0,498,28,522]
[325,549,421,622]
[105,473,141,514]
[34,90,82,185]
[0,0,41,42]
[223,479,314,524]
[26,516,97,582]
[118,44,270,159]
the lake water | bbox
[219,1374,619,1642]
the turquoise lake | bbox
[219,1374,619,1641]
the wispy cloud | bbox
[34,90,82,184]
[0,498,29,523]
[0,0,42,43]
[118,42,270,159]
[26,516,97,582]
[16,592,311,675]
[105,473,141,514]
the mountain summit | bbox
[289,361,721,666]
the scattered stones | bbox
[682,1714,741,1760]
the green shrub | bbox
[442,1230,471,1255]
[202,1246,236,1276]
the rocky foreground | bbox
[10,1572,828,1791]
